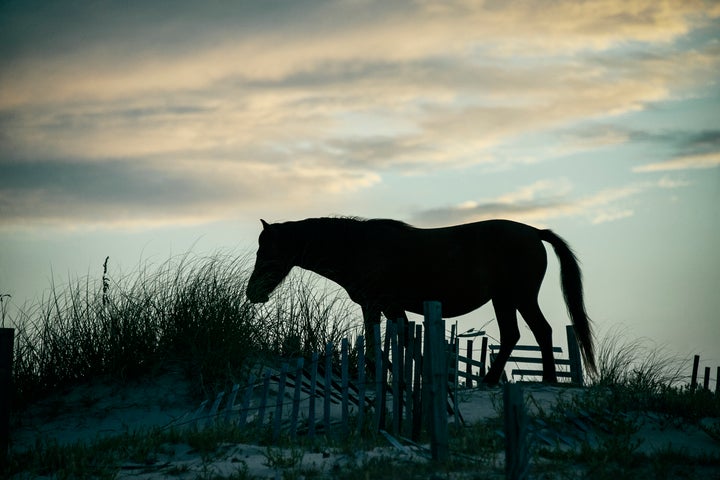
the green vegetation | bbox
[3,254,719,478]
[8,253,357,406]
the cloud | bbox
[1,1,717,229]
[411,179,574,226]
[633,152,720,172]
[657,176,692,189]
[2,1,717,109]
[591,209,634,225]
[410,180,656,227]
[0,158,380,230]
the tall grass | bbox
[584,326,720,420]
[592,327,687,390]
[9,253,358,407]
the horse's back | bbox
[362,219,548,316]
[399,219,545,266]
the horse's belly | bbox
[397,282,491,318]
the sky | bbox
[1,1,719,380]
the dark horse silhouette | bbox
[246,217,595,384]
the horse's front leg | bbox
[382,308,410,342]
[361,305,381,377]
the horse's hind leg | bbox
[518,301,558,383]
[483,297,520,385]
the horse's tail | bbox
[539,229,597,375]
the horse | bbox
[246,217,595,384]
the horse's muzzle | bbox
[246,287,269,304]
[248,295,269,304]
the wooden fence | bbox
[188,304,587,451]
[691,354,720,394]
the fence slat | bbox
[513,369,574,379]
[272,363,289,442]
[238,375,256,427]
[257,370,271,428]
[390,320,401,435]
[224,384,240,423]
[397,318,405,427]
[480,336,488,377]
[490,344,563,353]
[308,352,318,437]
[451,331,460,427]
[465,340,474,388]
[379,320,392,430]
[357,336,366,434]
[341,338,350,435]
[456,354,484,368]
[324,342,333,433]
[192,400,208,430]
[403,322,415,435]
[374,322,383,432]
[412,323,423,441]
[290,358,304,439]
[207,392,224,428]
[502,356,572,366]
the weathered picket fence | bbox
[187,304,586,453]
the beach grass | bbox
[8,252,357,407]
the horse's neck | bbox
[293,220,357,280]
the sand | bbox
[9,373,720,479]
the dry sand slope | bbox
[10,374,720,478]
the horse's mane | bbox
[322,216,413,230]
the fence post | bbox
[424,301,449,462]
[566,325,584,385]
[450,327,460,428]
[0,328,13,468]
[691,355,700,389]
[480,336,488,377]
[374,323,383,432]
[504,382,529,480]
[466,339,474,388]
[704,367,711,391]
[411,323,423,441]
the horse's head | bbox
[246,219,295,303]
